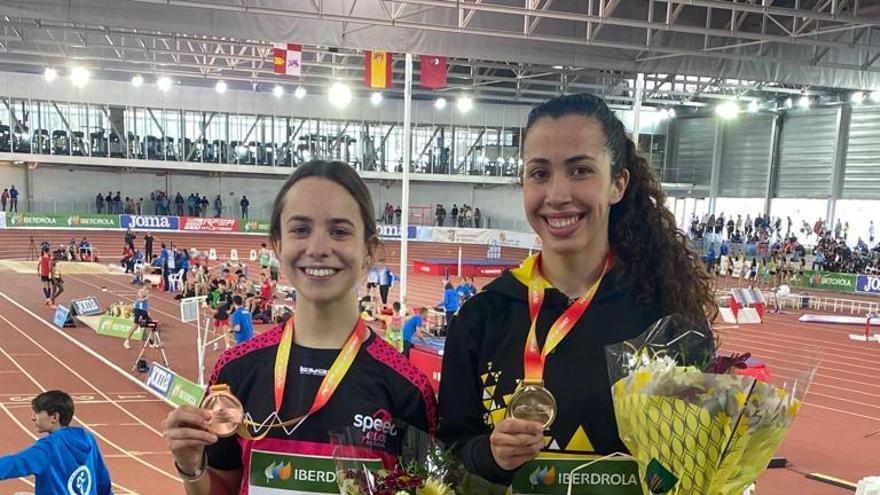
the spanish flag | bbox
[364,50,392,88]
[273,43,302,76]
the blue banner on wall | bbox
[119,215,180,231]
[855,275,880,295]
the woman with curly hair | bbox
[438,93,716,491]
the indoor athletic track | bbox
[0,229,877,494]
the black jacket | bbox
[438,259,677,485]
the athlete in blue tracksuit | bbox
[0,390,112,494]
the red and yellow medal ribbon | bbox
[523,252,614,385]
[238,316,367,439]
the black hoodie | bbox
[438,256,677,486]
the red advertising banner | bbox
[180,217,240,232]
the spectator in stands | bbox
[0,188,7,211]
[435,204,445,226]
[113,191,122,214]
[474,207,482,228]
[95,192,104,214]
[187,193,197,217]
[200,195,209,217]
[0,390,112,494]
[229,295,255,345]
[870,220,876,244]
[240,195,250,219]
[9,185,18,212]
[175,192,185,216]
[450,204,459,227]
[137,197,143,215]
[214,194,223,218]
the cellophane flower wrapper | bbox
[606,315,818,495]
[332,422,483,495]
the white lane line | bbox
[0,314,168,438]
[0,346,168,488]
[0,291,177,408]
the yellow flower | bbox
[416,477,453,495]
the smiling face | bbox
[274,177,368,306]
[522,115,628,256]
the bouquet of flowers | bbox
[605,314,818,495]
[332,422,489,495]
[107,301,134,319]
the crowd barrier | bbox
[0,211,544,250]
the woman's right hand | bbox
[489,418,545,471]
[162,406,219,472]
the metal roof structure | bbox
[1,0,879,106]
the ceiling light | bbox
[434,97,447,110]
[747,100,759,113]
[273,85,284,98]
[69,67,90,88]
[667,108,676,119]
[370,92,383,106]
[784,97,793,108]
[456,95,474,114]
[850,92,865,104]
[157,76,173,92]
[870,90,880,103]
[715,101,740,120]
[797,96,811,109]
[294,86,307,99]
[43,67,58,82]
[552,65,565,70]
[131,74,144,87]
[328,82,352,109]
[215,80,228,94]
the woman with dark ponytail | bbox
[438,93,716,492]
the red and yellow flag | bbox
[364,50,392,88]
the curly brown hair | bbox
[525,94,717,323]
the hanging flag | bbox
[273,43,302,77]
[364,50,393,88]
[420,55,447,89]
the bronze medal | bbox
[506,383,557,429]
[201,385,244,437]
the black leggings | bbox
[379,284,390,305]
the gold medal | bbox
[506,383,557,429]
[201,384,244,438]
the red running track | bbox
[0,229,876,493]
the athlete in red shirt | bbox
[38,248,52,304]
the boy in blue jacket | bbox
[0,390,112,494]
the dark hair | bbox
[270,160,379,257]
[392,301,401,312]
[444,282,454,290]
[32,390,74,426]
[524,93,716,322]
[233,295,243,306]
